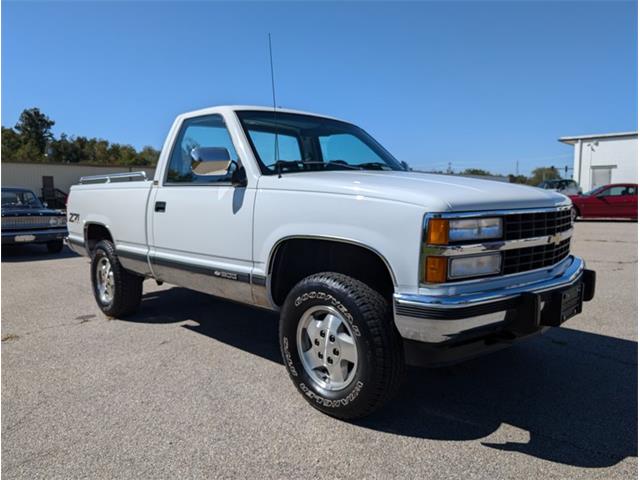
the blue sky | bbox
[2,1,637,175]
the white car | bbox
[66,105,596,419]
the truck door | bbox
[149,113,255,304]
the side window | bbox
[166,114,239,184]
[247,130,302,164]
[600,186,627,196]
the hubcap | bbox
[95,257,114,305]
[296,305,358,391]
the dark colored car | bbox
[2,187,68,252]
[569,183,638,221]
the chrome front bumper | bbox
[393,255,593,345]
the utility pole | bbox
[516,160,519,176]
[447,161,452,174]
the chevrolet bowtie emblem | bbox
[550,233,563,245]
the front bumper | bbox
[2,228,68,244]
[394,255,595,363]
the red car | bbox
[569,183,637,220]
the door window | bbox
[598,186,627,196]
[166,114,239,184]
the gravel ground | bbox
[1,221,637,479]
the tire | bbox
[279,272,405,419]
[46,240,64,253]
[571,206,579,223]
[90,240,143,318]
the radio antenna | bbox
[268,33,281,178]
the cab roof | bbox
[177,105,344,122]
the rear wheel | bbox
[279,272,405,419]
[46,240,64,253]
[91,240,143,317]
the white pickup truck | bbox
[67,105,596,419]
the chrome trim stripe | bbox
[424,227,573,257]
[427,204,572,220]
[151,256,251,283]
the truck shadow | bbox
[129,286,637,469]
[1,244,78,262]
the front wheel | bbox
[279,272,405,419]
[571,206,579,223]
[91,240,143,317]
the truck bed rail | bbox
[79,171,149,185]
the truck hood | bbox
[258,171,569,212]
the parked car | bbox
[569,183,637,220]
[537,179,582,195]
[66,106,596,419]
[2,187,68,252]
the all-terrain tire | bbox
[279,272,405,419]
[91,240,143,318]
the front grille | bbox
[502,238,571,275]
[504,209,572,240]
[2,216,55,230]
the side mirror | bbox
[400,160,410,171]
[43,201,48,208]
[190,147,232,176]
[231,164,248,187]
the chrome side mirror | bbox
[190,147,232,176]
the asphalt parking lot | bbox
[1,221,637,479]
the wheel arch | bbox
[266,235,397,307]
[84,222,114,254]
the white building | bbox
[559,132,638,192]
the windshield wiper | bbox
[266,160,361,173]
[357,162,392,171]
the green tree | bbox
[138,146,160,166]
[14,108,55,155]
[462,168,493,176]
[508,174,529,184]
[1,127,22,162]
[528,166,561,186]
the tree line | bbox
[1,108,159,166]
[1,108,567,184]
[461,167,562,185]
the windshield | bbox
[1,189,43,208]
[236,111,405,175]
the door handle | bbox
[155,201,166,212]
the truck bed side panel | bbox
[67,182,153,275]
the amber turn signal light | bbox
[427,219,449,245]
[425,256,447,283]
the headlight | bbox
[449,253,502,279]
[427,217,503,244]
[49,216,66,226]
[448,218,503,242]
